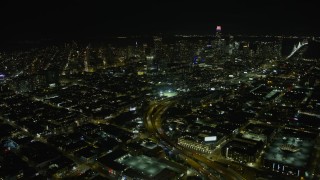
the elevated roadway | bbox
[144,100,245,180]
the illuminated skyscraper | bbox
[153,36,166,72]
[212,25,226,62]
[84,46,90,72]
[216,25,222,38]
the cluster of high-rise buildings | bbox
[0,27,320,179]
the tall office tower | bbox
[153,36,166,72]
[216,25,222,38]
[84,45,90,72]
[212,25,226,62]
[83,44,104,72]
[153,36,162,53]
[105,45,116,67]
[142,43,148,57]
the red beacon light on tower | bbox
[216,25,222,32]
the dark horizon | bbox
[1,0,319,42]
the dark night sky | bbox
[0,0,319,41]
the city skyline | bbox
[1,32,319,179]
[1,1,320,179]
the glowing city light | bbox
[216,25,221,31]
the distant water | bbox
[304,40,320,58]
[282,39,320,58]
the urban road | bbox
[144,99,246,180]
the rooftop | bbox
[116,155,180,178]
[264,134,314,168]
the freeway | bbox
[144,101,218,179]
[144,99,245,180]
